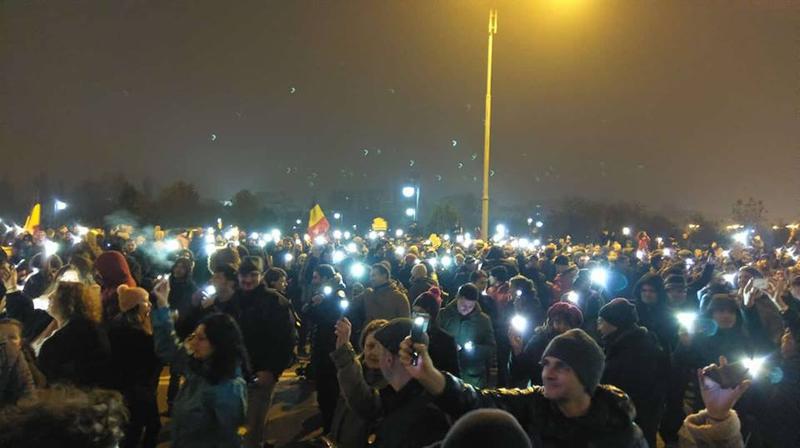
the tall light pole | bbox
[481,9,498,239]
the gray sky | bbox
[2,0,798,220]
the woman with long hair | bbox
[151,279,249,448]
[107,285,161,448]
[37,282,112,388]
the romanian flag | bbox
[307,204,330,237]
[23,203,41,234]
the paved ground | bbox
[155,360,322,447]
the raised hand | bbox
[699,356,751,421]
[334,317,352,349]
[152,278,170,309]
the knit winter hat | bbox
[413,287,443,321]
[598,298,638,330]
[373,318,428,355]
[546,302,583,328]
[442,409,532,448]
[457,283,480,302]
[117,284,149,313]
[542,328,605,395]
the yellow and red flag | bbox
[23,203,41,234]
[307,204,330,237]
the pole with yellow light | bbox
[481,8,498,240]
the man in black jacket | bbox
[216,256,296,448]
[307,264,347,433]
[598,298,668,448]
[399,328,647,447]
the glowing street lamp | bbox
[622,227,631,237]
[54,199,68,212]
[402,184,420,221]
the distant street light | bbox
[54,199,68,212]
[333,212,341,220]
[401,183,420,222]
[405,208,416,218]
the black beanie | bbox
[457,283,480,302]
[374,318,428,355]
[599,298,639,330]
[442,409,532,448]
[541,329,605,395]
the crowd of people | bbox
[0,220,799,447]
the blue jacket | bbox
[151,307,247,448]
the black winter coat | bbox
[426,325,461,378]
[168,277,198,317]
[218,284,296,378]
[601,325,669,445]
[38,317,112,388]
[435,373,647,448]
[107,320,162,406]
[369,380,451,448]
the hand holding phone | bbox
[410,312,430,367]
[703,363,748,389]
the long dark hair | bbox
[192,313,251,384]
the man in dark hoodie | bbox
[598,298,668,448]
[167,256,198,325]
[631,272,675,350]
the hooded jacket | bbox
[632,273,675,350]
[95,251,136,322]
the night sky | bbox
[2,0,797,220]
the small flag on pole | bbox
[23,203,41,234]
[307,204,330,237]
